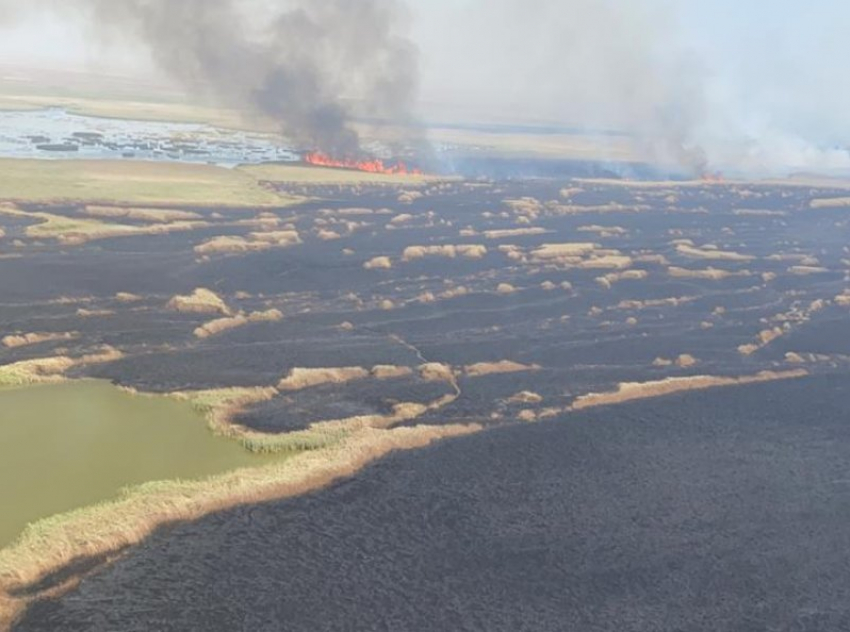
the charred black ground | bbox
[2,174,848,427]
[15,375,850,632]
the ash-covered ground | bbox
[15,374,850,632]
[2,173,849,429]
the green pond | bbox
[0,380,267,548]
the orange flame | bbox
[701,171,724,183]
[305,151,422,176]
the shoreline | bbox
[0,366,818,630]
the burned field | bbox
[3,167,850,629]
[2,174,849,424]
[16,374,850,632]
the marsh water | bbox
[0,108,299,165]
[0,381,264,548]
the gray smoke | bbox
[2,0,419,155]
[422,0,850,177]
[441,0,712,175]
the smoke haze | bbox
[414,0,850,176]
[0,0,419,155]
[1,0,849,175]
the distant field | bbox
[0,67,642,163]
[0,93,271,132]
[0,159,297,207]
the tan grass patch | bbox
[0,347,123,387]
[569,370,807,411]
[364,256,393,270]
[483,228,549,239]
[194,309,283,339]
[402,244,488,261]
[668,267,750,280]
[278,367,371,391]
[464,360,541,378]
[167,288,231,316]
[676,243,754,262]
[83,206,202,223]
[2,332,79,349]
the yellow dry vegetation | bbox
[668,267,751,280]
[569,370,808,411]
[464,360,541,378]
[506,391,544,404]
[0,159,294,207]
[194,230,302,256]
[278,367,371,391]
[531,243,597,259]
[364,256,393,270]
[167,288,232,316]
[115,292,143,303]
[0,347,123,387]
[2,332,79,349]
[676,243,755,262]
[788,265,829,276]
[0,204,207,245]
[194,309,283,339]
[810,197,850,209]
[597,270,648,289]
[419,363,457,383]
[83,206,203,222]
[483,227,549,239]
[371,365,415,380]
[401,244,488,261]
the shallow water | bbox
[0,108,298,166]
[0,380,264,548]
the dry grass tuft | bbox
[371,365,414,380]
[83,206,202,223]
[194,230,301,256]
[810,197,850,209]
[464,360,541,378]
[402,244,487,261]
[668,267,750,280]
[194,309,282,339]
[2,332,79,349]
[0,347,122,387]
[570,370,807,411]
[419,363,456,383]
[676,243,754,262]
[114,292,143,303]
[788,265,829,276]
[483,228,549,239]
[278,367,371,391]
[364,256,393,270]
[167,288,231,316]
[532,243,597,260]
[507,391,544,404]
[75,308,115,318]
[0,205,208,246]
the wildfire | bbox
[305,151,422,176]
[701,171,724,183]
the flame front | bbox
[305,151,422,176]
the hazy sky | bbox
[1,0,848,172]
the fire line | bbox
[305,151,422,176]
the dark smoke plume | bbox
[3,0,419,155]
